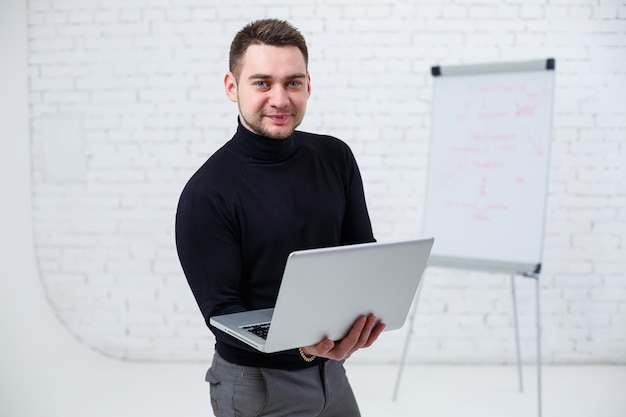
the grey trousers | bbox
[206,352,361,417]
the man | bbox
[176,18,385,416]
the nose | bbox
[268,86,289,109]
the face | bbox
[225,44,311,139]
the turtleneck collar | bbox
[228,118,297,162]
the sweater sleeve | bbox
[340,146,376,245]
[175,168,246,326]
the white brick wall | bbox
[28,0,625,364]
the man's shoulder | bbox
[181,142,247,195]
[294,130,352,155]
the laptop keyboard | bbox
[242,322,271,340]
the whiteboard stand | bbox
[392,279,424,401]
[511,274,524,392]
[511,271,544,417]
[392,270,543,417]
[524,271,543,417]
[394,58,554,416]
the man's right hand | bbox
[301,314,386,361]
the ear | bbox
[224,72,238,103]
[306,72,311,98]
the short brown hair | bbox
[229,19,309,80]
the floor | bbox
[347,363,626,417]
[2,347,625,417]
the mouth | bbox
[265,114,292,124]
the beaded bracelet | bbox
[298,347,316,362]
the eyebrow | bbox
[247,73,307,81]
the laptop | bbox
[210,237,434,353]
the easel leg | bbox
[392,279,424,401]
[535,275,543,417]
[523,272,543,417]
[511,274,524,392]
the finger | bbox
[345,315,380,356]
[304,339,334,357]
[361,314,379,341]
[333,315,377,359]
[362,321,386,348]
[328,316,367,359]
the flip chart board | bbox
[423,59,555,274]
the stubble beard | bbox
[239,108,303,140]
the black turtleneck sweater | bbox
[175,121,375,370]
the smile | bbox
[266,114,292,124]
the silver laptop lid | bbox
[264,238,433,353]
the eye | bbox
[288,81,302,88]
[255,81,268,88]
